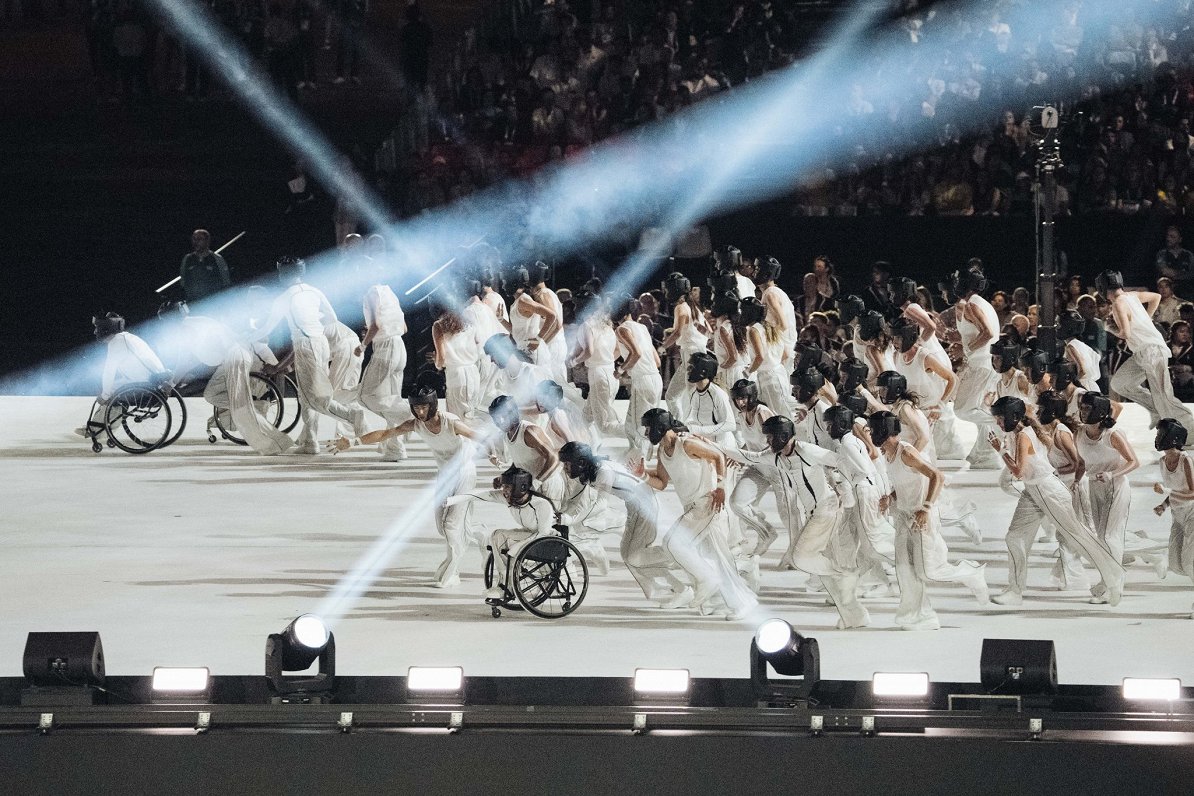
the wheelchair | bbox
[484,520,589,620]
[84,381,175,454]
[206,371,294,445]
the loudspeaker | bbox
[980,638,1056,694]
[22,632,105,686]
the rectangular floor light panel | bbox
[873,672,930,698]
[151,667,210,693]
[634,669,690,694]
[407,667,464,692]
[1123,678,1182,701]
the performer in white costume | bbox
[80,312,168,432]
[432,299,485,421]
[488,394,566,506]
[1059,311,1103,393]
[740,296,790,416]
[1151,419,1194,618]
[613,297,664,460]
[757,257,797,377]
[356,269,408,460]
[728,379,781,557]
[950,265,1002,469]
[660,271,711,417]
[570,290,621,443]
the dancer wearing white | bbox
[1033,391,1094,592]
[825,404,897,571]
[1151,419,1194,617]
[711,295,747,391]
[613,297,663,460]
[856,311,896,387]
[433,301,484,421]
[951,266,1002,469]
[570,290,621,442]
[356,273,408,461]
[890,317,960,457]
[527,262,571,386]
[988,396,1125,606]
[660,272,711,416]
[483,333,549,412]
[250,256,368,454]
[639,408,758,619]
[326,387,483,588]
[560,442,691,604]
[728,380,780,556]
[81,313,168,431]
[1100,269,1194,430]
[461,280,506,400]
[1059,311,1102,392]
[488,394,566,506]
[757,257,797,377]
[740,296,789,416]
[870,411,989,630]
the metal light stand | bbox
[1033,104,1063,359]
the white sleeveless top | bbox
[586,320,617,368]
[1067,339,1101,392]
[713,318,738,369]
[1118,293,1167,352]
[886,440,928,513]
[1160,451,1194,499]
[755,324,783,370]
[506,420,546,475]
[737,407,772,451]
[1046,424,1074,482]
[995,370,1033,402]
[363,284,405,341]
[617,320,658,378]
[537,287,568,361]
[482,290,508,322]
[510,293,542,350]
[441,323,479,368]
[1016,426,1056,485]
[462,298,503,342]
[415,411,467,463]
[659,433,712,507]
[677,303,709,352]
[895,346,945,406]
[763,285,797,344]
[958,295,998,363]
[1077,426,1127,476]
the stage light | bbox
[407,667,464,693]
[750,619,820,702]
[152,667,210,695]
[21,632,105,706]
[1123,678,1181,702]
[265,614,336,702]
[872,672,930,699]
[633,669,690,695]
[980,639,1057,695]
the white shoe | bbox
[991,590,1023,606]
[484,586,505,600]
[897,617,941,631]
[657,586,694,609]
[434,574,461,589]
[295,442,319,455]
[1150,555,1169,580]
[73,426,90,438]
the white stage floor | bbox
[1,396,1191,686]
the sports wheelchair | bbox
[84,379,178,454]
[205,371,300,445]
[484,515,589,620]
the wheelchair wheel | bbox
[104,385,172,454]
[512,536,589,619]
[214,372,285,445]
[159,388,188,449]
[278,373,302,434]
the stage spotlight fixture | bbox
[407,666,465,700]
[152,667,211,700]
[750,619,820,701]
[21,632,105,706]
[265,614,335,701]
[980,639,1057,695]
[1123,678,1181,702]
[872,672,930,699]
[633,669,690,695]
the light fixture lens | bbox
[755,619,794,655]
[292,614,329,649]
[1123,678,1181,701]
[634,668,690,694]
[152,667,210,693]
[407,666,464,692]
[872,672,930,697]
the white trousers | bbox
[584,364,621,439]
[204,347,295,455]
[664,496,758,614]
[623,372,663,457]
[893,509,985,627]
[445,364,481,421]
[665,347,703,417]
[292,335,367,445]
[1111,344,1194,428]
[955,356,1001,467]
[358,336,408,457]
[756,364,791,417]
[931,402,967,460]
[1010,478,1124,593]
[432,456,476,586]
[1088,475,1130,567]
[1170,501,1194,581]
[730,466,779,556]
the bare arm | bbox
[646,455,670,491]
[1111,295,1132,342]
[1137,290,1162,317]
[432,322,447,370]
[899,404,932,453]
[523,424,561,481]
[717,325,737,369]
[763,289,787,335]
[962,301,995,353]
[925,354,957,403]
[660,303,690,350]
[1104,429,1140,481]
[901,443,943,529]
[682,436,728,510]
[526,292,562,344]
[903,303,938,342]
[747,326,764,373]
[616,325,642,373]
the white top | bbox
[681,383,736,440]
[736,406,773,452]
[1160,450,1194,500]
[101,332,165,399]
[462,298,503,343]
[259,283,336,340]
[482,290,508,323]
[414,411,468,462]
[496,358,548,406]
[1077,426,1128,476]
[537,287,568,362]
[835,433,878,488]
[585,320,617,367]
[761,440,839,511]
[958,295,998,363]
[886,440,928,513]
[713,318,741,374]
[617,319,658,378]
[754,324,783,370]
[659,433,712,507]
[1117,292,1167,352]
[363,284,405,341]
[180,315,239,367]
[594,462,658,517]
[1066,386,1087,419]
[441,323,481,368]
[1014,426,1056,485]
[995,370,1033,402]
[763,284,797,344]
[735,274,757,301]
[510,293,543,350]
[1047,424,1076,484]
[676,303,709,352]
[796,398,832,447]
[1066,339,1101,392]
[895,345,946,406]
[503,420,547,476]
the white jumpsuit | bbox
[412,411,477,587]
[664,304,710,417]
[617,319,664,457]
[582,319,621,440]
[358,284,408,458]
[954,295,1001,468]
[1110,292,1194,428]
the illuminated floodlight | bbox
[750,619,820,701]
[633,669,691,695]
[1123,678,1181,702]
[872,672,930,699]
[407,666,465,693]
[265,614,336,701]
[152,667,210,694]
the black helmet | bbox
[1059,310,1085,340]
[408,386,439,419]
[739,296,765,326]
[841,390,869,418]
[1156,418,1189,451]
[991,395,1026,430]
[951,266,987,296]
[891,276,918,306]
[465,279,485,299]
[156,300,190,320]
[708,269,739,300]
[794,341,824,374]
[527,261,550,285]
[839,358,869,392]
[1024,349,1051,384]
[1079,391,1113,426]
[793,366,825,403]
[730,378,759,409]
[838,294,866,325]
[824,404,856,440]
[484,333,518,367]
[858,310,886,342]
[761,415,796,453]
[641,407,679,445]
[712,294,740,319]
[687,351,719,383]
[716,245,742,273]
[500,466,534,502]
[92,312,126,341]
[663,272,692,302]
[1036,390,1069,425]
[1050,360,1078,392]
[559,441,601,483]
[992,340,1022,374]
[488,394,521,431]
[1095,270,1124,296]
[510,265,531,290]
[276,255,306,282]
[891,318,920,353]
[756,256,782,284]
[867,410,901,446]
[536,380,564,412]
[876,370,907,404]
[610,294,641,322]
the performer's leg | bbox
[893,517,938,629]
